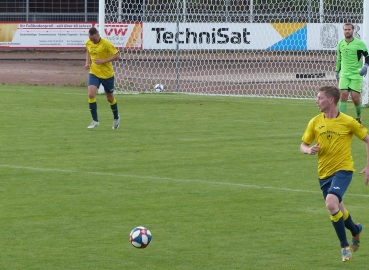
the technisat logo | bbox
[151,27,251,44]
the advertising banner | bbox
[143,22,307,50]
[0,22,363,51]
[0,22,142,49]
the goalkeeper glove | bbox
[360,64,369,76]
[335,71,340,80]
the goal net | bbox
[103,0,366,99]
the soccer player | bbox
[84,27,121,129]
[336,23,369,124]
[300,85,369,262]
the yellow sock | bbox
[343,208,349,221]
[109,98,117,105]
[330,210,343,222]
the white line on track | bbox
[1,164,369,198]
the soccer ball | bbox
[129,226,152,248]
[154,84,164,93]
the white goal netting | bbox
[103,0,366,99]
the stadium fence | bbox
[0,0,368,100]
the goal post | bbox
[100,0,368,100]
[97,0,106,94]
[362,0,369,107]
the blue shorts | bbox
[319,170,353,203]
[88,74,115,94]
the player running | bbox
[300,85,369,262]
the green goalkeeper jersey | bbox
[336,38,369,76]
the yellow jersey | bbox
[86,37,119,79]
[301,112,368,179]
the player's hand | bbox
[308,143,320,155]
[94,58,104,65]
[335,71,340,80]
[360,64,369,76]
[359,167,369,185]
[84,64,90,70]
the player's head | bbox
[343,23,354,39]
[88,27,101,44]
[316,86,340,112]
[316,86,340,110]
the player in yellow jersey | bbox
[300,86,369,262]
[85,27,120,129]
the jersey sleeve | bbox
[336,40,342,72]
[361,43,369,65]
[351,118,368,140]
[106,41,119,55]
[301,118,316,145]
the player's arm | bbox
[94,52,120,65]
[335,42,342,79]
[363,51,369,66]
[359,44,369,76]
[300,142,320,155]
[85,50,91,70]
[359,135,369,185]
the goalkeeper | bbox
[336,23,369,124]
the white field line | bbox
[1,88,315,107]
[1,164,369,198]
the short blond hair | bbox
[319,86,340,104]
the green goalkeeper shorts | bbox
[339,75,363,93]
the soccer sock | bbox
[330,210,349,248]
[89,98,98,122]
[339,101,347,113]
[110,98,119,119]
[343,208,360,236]
[354,105,362,118]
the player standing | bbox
[84,27,121,129]
[336,23,369,124]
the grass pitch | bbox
[1,85,369,269]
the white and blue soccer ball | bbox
[129,226,152,248]
[154,84,165,93]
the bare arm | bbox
[300,142,320,155]
[359,135,369,185]
[84,50,91,69]
[94,52,120,65]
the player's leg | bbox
[339,90,349,113]
[87,74,100,129]
[340,202,362,252]
[321,171,353,261]
[351,91,362,123]
[349,77,363,122]
[102,76,120,129]
[338,77,350,113]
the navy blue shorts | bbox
[319,170,353,203]
[88,74,115,94]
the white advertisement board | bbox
[143,23,283,50]
[0,22,364,51]
[307,23,363,50]
[0,22,142,49]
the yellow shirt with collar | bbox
[86,37,118,79]
[302,112,368,179]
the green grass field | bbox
[1,84,369,269]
